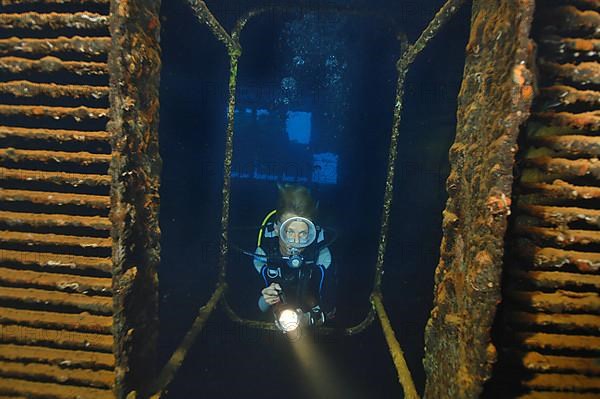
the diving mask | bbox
[278,216,317,269]
[278,216,317,249]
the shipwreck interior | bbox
[0,0,598,398]
[157,0,467,398]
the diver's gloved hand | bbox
[261,283,282,306]
[301,305,326,327]
[298,308,311,327]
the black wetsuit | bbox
[254,222,336,324]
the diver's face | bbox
[285,220,309,244]
[277,213,310,255]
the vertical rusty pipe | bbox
[108,1,162,398]
[423,0,536,397]
[219,51,241,283]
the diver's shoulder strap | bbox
[316,227,325,243]
[262,222,277,238]
[253,246,267,274]
[315,246,332,269]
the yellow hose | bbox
[257,209,277,247]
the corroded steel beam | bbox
[527,122,593,138]
[0,360,114,388]
[0,267,112,294]
[0,81,109,100]
[527,133,600,156]
[517,203,600,225]
[0,1,116,395]
[0,248,112,273]
[1,0,109,4]
[0,210,111,230]
[539,37,600,54]
[0,125,110,142]
[0,307,113,334]
[486,1,600,393]
[0,104,108,120]
[505,289,600,312]
[0,343,115,369]
[505,350,600,375]
[519,373,600,391]
[513,224,600,246]
[506,268,600,289]
[537,85,600,108]
[0,56,108,75]
[506,311,600,331]
[522,156,600,180]
[0,12,109,31]
[497,392,598,399]
[512,332,600,352]
[0,229,111,248]
[0,188,110,208]
[372,292,418,399]
[519,179,600,201]
[0,37,111,58]
[0,167,111,186]
[0,148,111,164]
[513,239,600,272]
[533,110,600,130]
[108,0,162,397]
[539,60,600,85]
[423,0,536,397]
[0,377,114,399]
[0,286,112,314]
[0,324,113,351]
[538,5,600,36]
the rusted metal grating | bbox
[0,0,116,397]
[487,0,600,397]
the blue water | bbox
[157,1,470,397]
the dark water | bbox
[157,1,470,397]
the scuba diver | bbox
[253,184,337,333]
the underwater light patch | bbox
[312,152,338,185]
[286,111,312,145]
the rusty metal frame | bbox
[423,0,537,398]
[150,1,467,398]
[108,0,162,398]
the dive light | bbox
[273,289,303,333]
[276,308,301,332]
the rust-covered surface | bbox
[0,11,109,31]
[0,0,161,397]
[423,0,536,397]
[0,55,109,75]
[484,0,600,397]
[0,80,109,100]
[0,0,116,397]
[107,0,162,397]
[2,0,597,398]
[0,36,111,58]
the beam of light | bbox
[283,328,365,399]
